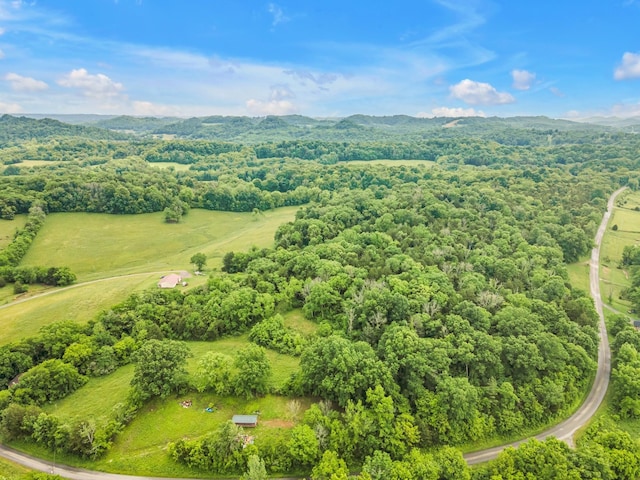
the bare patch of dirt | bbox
[261,419,295,429]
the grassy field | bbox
[598,190,640,314]
[0,457,32,479]
[22,207,298,282]
[0,207,298,343]
[0,214,27,249]
[45,336,300,422]
[343,159,435,167]
[39,335,304,477]
[282,308,318,336]
[44,364,135,422]
[566,255,590,294]
[147,161,193,172]
[0,273,160,346]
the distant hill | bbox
[0,115,131,142]
[20,114,120,124]
[0,113,627,145]
[92,115,181,132]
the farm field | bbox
[599,190,640,315]
[0,273,160,346]
[22,206,299,281]
[147,161,193,172]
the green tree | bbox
[241,454,268,480]
[190,252,207,271]
[288,424,320,467]
[194,352,233,394]
[130,339,190,399]
[232,345,271,399]
[311,450,349,480]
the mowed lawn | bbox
[21,206,299,281]
[599,193,640,314]
[44,337,304,477]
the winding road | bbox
[465,186,625,464]
[0,188,627,477]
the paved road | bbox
[0,188,626,476]
[464,186,626,464]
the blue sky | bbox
[0,0,639,118]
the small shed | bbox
[633,320,640,330]
[158,273,182,289]
[232,414,258,428]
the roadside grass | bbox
[0,273,159,346]
[22,207,298,282]
[342,159,436,167]
[0,457,31,479]
[282,308,319,336]
[0,214,27,249]
[599,195,640,314]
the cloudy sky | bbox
[0,0,639,118]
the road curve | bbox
[0,188,627,476]
[464,186,626,464]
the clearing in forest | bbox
[599,190,640,314]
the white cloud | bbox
[0,48,4,59]
[132,100,177,116]
[58,68,124,98]
[511,69,536,90]
[614,52,640,80]
[417,106,486,118]
[4,72,48,91]
[0,27,5,35]
[0,100,22,113]
[449,79,515,105]
[246,84,297,115]
[267,3,289,27]
[610,102,640,118]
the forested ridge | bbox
[1,117,640,479]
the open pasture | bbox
[22,207,298,281]
[147,161,193,172]
[0,273,159,346]
[599,191,640,314]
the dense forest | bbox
[1,115,640,479]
